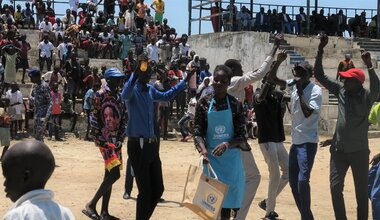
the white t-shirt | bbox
[98,32,112,43]
[38,41,55,58]
[3,189,74,220]
[39,22,53,32]
[147,44,159,63]
[5,90,23,115]
[52,23,65,32]
[57,42,68,59]
[287,79,322,145]
[179,43,190,57]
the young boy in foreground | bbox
[2,140,75,220]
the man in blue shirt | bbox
[121,54,194,220]
[369,153,380,220]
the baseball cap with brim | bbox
[27,67,40,77]
[104,67,125,79]
[339,68,365,84]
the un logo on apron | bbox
[215,125,226,134]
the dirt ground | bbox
[0,135,377,220]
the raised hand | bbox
[318,33,329,51]
[277,50,287,63]
[361,51,373,68]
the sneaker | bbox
[123,193,131,200]
[265,211,279,220]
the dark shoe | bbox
[158,198,165,203]
[265,211,279,220]
[122,192,131,200]
[258,199,266,211]
[82,206,100,220]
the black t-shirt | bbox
[253,88,286,144]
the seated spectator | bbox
[35,0,46,26]
[59,93,77,132]
[1,9,15,24]
[254,7,268,32]
[296,7,307,35]
[1,141,75,219]
[5,18,17,34]
[95,10,107,32]
[62,9,75,26]
[199,63,211,84]
[279,6,296,34]
[22,2,35,29]
[98,28,114,59]
[46,0,56,24]
[337,10,347,37]
[39,16,53,41]
[53,18,65,45]
[106,13,115,26]
[14,5,23,28]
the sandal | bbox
[82,206,101,220]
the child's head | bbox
[2,141,55,202]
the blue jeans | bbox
[177,113,191,138]
[369,163,380,220]
[289,143,317,220]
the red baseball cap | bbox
[339,68,365,84]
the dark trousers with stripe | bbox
[127,139,164,220]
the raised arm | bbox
[121,73,138,101]
[314,34,340,96]
[361,51,380,102]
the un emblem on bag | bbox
[207,193,217,204]
[215,125,226,134]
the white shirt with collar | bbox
[3,189,75,220]
[38,41,55,58]
[147,43,159,63]
[39,22,53,32]
[286,79,322,145]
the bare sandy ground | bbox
[0,135,377,220]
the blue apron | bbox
[205,96,245,208]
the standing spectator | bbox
[179,34,190,57]
[42,65,65,90]
[119,0,129,14]
[120,29,133,60]
[171,38,181,61]
[316,9,328,33]
[177,96,196,142]
[147,38,159,63]
[82,68,126,220]
[39,16,53,41]
[269,60,322,220]
[18,35,31,84]
[255,7,268,32]
[296,7,307,35]
[337,54,355,80]
[199,63,212,84]
[150,0,165,24]
[369,153,380,220]
[104,0,116,17]
[269,9,281,34]
[133,28,145,56]
[0,100,10,161]
[135,0,148,30]
[201,2,221,32]
[254,52,289,220]
[53,18,66,44]
[279,6,296,34]
[49,83,62,141]
[69,0,79,22]
[65,53,81,110]
[35,0,46,26]
[59,93,77,132]
[146,21,158,42]
[98,28,114,59]
[83,83,100,141]
[5,82,23,140]
[124,5,136,32]
[121,55,192,220]
[38,35,55,71]
[57,37,70,67]
[315,35,379,220]
[28,68,53,142]
[193,65,246,219]
[2,44,19,88]
[337,10,347,37]
[23,2,35,29]
[123,50,137,74]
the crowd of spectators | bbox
[205,0,378,38]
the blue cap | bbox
[28,67,40,77]
[104,68,124,79]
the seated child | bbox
[2,141,75,220]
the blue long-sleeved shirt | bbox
[369,162,380,219]
[121,73,187,138]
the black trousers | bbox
[330,148,369,220]
[127,139,164,220]
[124,158,134,195]
[135,17,145,30]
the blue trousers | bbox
[370,163,380,220]
[289,143,317,220]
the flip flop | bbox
[82,208,101,220]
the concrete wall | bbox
[189,31,273,76]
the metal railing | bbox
[189,0,378,35]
